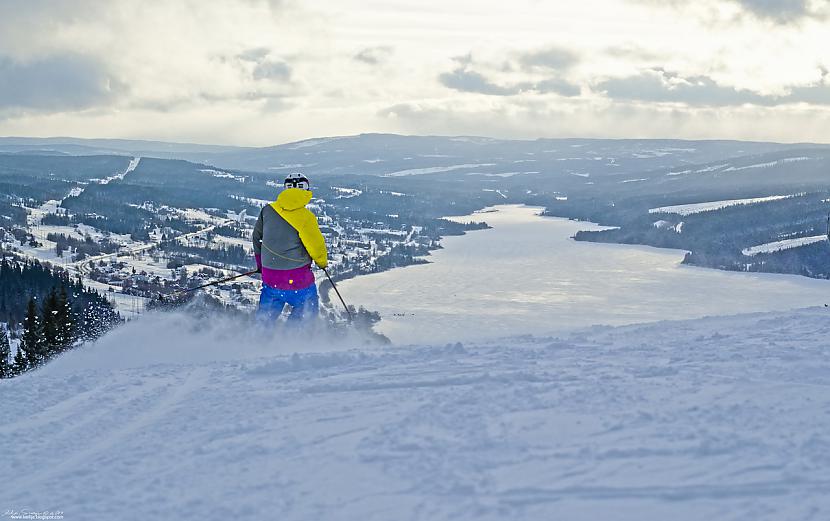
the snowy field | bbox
[1,307,829,520]
[649,195,801,216]
[742,235,827,256]
[384,163,496,177]
[341,205,830,344]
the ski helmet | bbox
[284,172,310,190]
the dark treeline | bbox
[55,199,199,240]
[0,200,27,227]
[41,213,72,226]
[162,243,253,270]
[47,232,120,260]
[0,258,122,378]
[0,155,131,218]
[60,197,160,239]
[0,179,73,206]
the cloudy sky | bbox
[0,0,829,145]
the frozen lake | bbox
[339,205,830,344]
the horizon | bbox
[3,131,830,150]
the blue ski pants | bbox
[256,283,319,325]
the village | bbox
[1,189,451,319]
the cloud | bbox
[128,89,294,113]
[439,67,520,96]
[0,53,124,112]
[784,82,830,104]
[354,46,393,65]
[244,0,284,9]
[598,69,769,106]
[604,44,664,62]
[376,99,686,141]
[531,78,581,97]
[439,61,581,97]
[598,68,830,106]
[733,0,816,23]
[234,48,292,82]
[377,97,830,145]
[451,53,474,67]
[238,47,271,63]
[632,0,825,23]
[252,60,292,81]
[518,47,579,71]
[237,47,293,82]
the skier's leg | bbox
[256,285,287,325]
[286,284,319,323]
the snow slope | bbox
[742,235,827,256]
[97,156,140,184]
[649,194,801,216]
[2,308,830,520]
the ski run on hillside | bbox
[2,307,829,520]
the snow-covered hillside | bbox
[649,194,801,216]
[2,308,829,520]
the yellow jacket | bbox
[268,188,328,268]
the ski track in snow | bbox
[2,308,830,520]
[97,157,141,185]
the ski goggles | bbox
[284,177,310,190]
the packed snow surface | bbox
[742,235,827,256]
[384,164,496,177]
[97,157,140,184]
[721,157,812,172]
[649,194,801,216]
[2,308,830,520]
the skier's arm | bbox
[252,210,264,271]
[298,212,328,269]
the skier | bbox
[252,173,328,324]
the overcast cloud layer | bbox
[0,0,828,145]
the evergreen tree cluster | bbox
[12,288,73,374]
[0,324,11,378]
[46,232,119,260]
[0,200,28,226]
[161,243,253,269]
[0,257,122,377]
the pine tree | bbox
[54,285,74,353]
[41,288,60,358]
[18,297,45,370]
[12,338,27,376]
[0,324,11,378]
[78,301,121,343]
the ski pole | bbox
[171,269,259,297]
[322,267,353,321]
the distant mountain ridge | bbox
[3,134,829,175]
[0,136,247,163]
